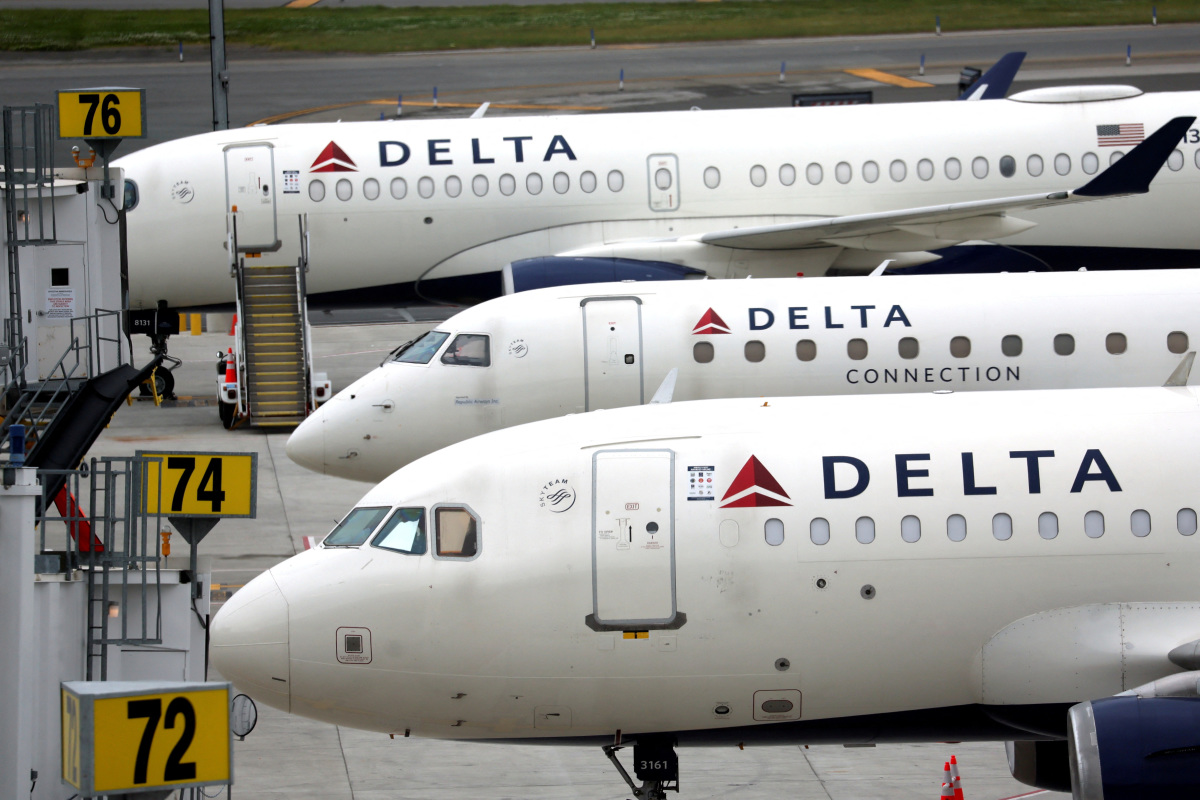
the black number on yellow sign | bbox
[77,93,122,136]
[127,697,197,785]
[167,456,225,513]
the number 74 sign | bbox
[138,451,258,518]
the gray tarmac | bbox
[90,325,1068,800]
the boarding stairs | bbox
[236,262,311,428]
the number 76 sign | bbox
[138,451,258,518]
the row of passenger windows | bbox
[309,170,626,202]
[306,148,1200,202]
[323,505,480,558]
[752,507,1198,546]
[694,331,1191,364]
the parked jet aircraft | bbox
[214,385,1200,800]
[286,268,1200,483]
[114,86,1196,309]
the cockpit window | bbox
[392,330,450,364]
[123,179,139,212]
[323,506,390,547]
[440,333,490,367]
[371,507,426,555]
[435,506,479,558]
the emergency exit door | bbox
[647,153,679,212]
[592,450,676,627]
[224,144,278,251]
[582,297,643,411]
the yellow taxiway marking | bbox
[250,98,606,125]
[285,0,322,7]
[844,68,934,89]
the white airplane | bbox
[286,268,1200,483]
[114,89,1198,310]
[213,384,1200,800]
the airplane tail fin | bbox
[957,52,1026,101]
[1075,116,1196,197]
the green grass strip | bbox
[2,1,1199,54]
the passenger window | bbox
[441,333,490,367]
[901,515,921,543]
[1110,151,1124,166]
[1038,512,1058,540]
[806,163,823,185]
[750,165,767,187]
[1131,509,1151,537]
[898,337,919,359]
[862,160,880,183]
[390,177,408,199]
[944,158,962,180]
[324,506,390,547]
[472,175,489,197]
[526,173,543,195]
[336,178,353,201]
[580,171,597,193]
[308,180,326,202]
[436,506,479,558]
[917,159,934,181]
[499,174,516,196]
[1178,508,1197,536]
[693,341,714,363]
[971,157,988,179]
[1002,335,1023,357]
[999,155,1015,177]
[889,159,906,182]
[418,176,434,198]
[847,339,867,360]
[363,177,380,200]
[393,330,450,364]
[764,518,784,546]
[1106,333,1127,354]
[703,167,720,189]
[950,336,971,358]
[744,341,765,362]
[1084,510,1105,538]
[796,340,816,361]
[1054,153,1071,176]
[855,517,875,544]
[1054,334,1075,356]
[810,517,830,545]
[1027,154,1044,177]
[1168,331,1189,354]
[835,162,852,184]
[1196,150,1200,170]
[1081,152,1099,175]
[947,514,966,541]
[372,508,426,554]
[554,172,570,193]
[445,175,462,198]
[992,513,1012,541]
[1168,149,1184,171]
[779,164,796,186]
[607,170,624,192]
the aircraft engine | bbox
[501,256,705,294]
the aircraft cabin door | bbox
[647,153,679,212]
[582,297,643,411]
[591,449,677,628]
[224,143,279,252]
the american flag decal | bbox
[1097,123,1145,146]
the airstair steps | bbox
[240,264,308,428]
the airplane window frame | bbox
[445,175,462,198]
[806,163,823,185]
[796,340,817,362]
[693,341,715,364]
[917,159,934,181]
[1038,511,1059,540]
[779,164,796,186]
[944,158,962,180]
[901,515,921,543]
[898,337,919,359]
[308,179,326,202]
[835,162,852,184]
[750,165,767,187]
[1131,509,1151,537]
[1106,332,1127,355]
[950,336,971,358]
[810,517,830,545]
[417,176,435,199]
[847,338,868,361]
[1002,334,1023,357]
[607,170,625,192]
[1027,154,1044,177]
[971,157,989,179]
[554,171,571,194]
[1110,151,1124,167]
[764,518,784,546]
[472,175,489,197]
[862,160,880,183]
[703,166,721,189]
[1081,152,1100,175]
[1195,150,1200,170]
[390,177,407,200]
[999,155,1016,177]
[440,333,491,367]
[363,177,380,201]
[1054,153,1071,176]
[433,504,482,560]
[335,178,353,201]
[992,513,1013,541]
[1054,333,1075,356]
[526,173,544,195]
[580,171,598,193]
[1167,149,1185,172]
[323,506,390,548]
[1084,510,1105,538]
[744,341,766,363]
[1168,331,1189,354]
[947,514,967,542]
[889,159,906,182]
[499,174,516,196]
[855,516,875,544]
[1178,508,1197,536]
[370,507,427,555]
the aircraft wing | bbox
[694,115,1194,252]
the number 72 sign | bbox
[138,451,257,518]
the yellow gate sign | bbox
[139,450,257,518]
[57,88,146,139]
[62,681,232,796]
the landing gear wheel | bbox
[219,400,237,430]
[138,368,175,400]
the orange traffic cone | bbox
[939,762,954,800]
[949,755,964,800]
[224,348,236,384]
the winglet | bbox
[1164,351,1195,387]
[958,52,1026,101]
[869,259,895,277]
[649,368,679,404]
[1075,116,1195,197]
[470,102,491,119]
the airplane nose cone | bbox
[210,569,291,712]
[286,411,326,475]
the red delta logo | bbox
[310,142,357,173]
[692,308,731,335]
[720,456,792,508]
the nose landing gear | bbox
[603,735,679,800]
